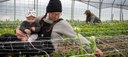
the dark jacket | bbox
[19,21,40,34]
[86,13,101,23]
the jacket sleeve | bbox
[53,20,91,44]
[19,21,26,33]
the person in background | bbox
[84,10,101,24]
[17,9,40,42]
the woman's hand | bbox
[24,29,31,34]
[95,48,103,57]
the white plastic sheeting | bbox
[76,0,128,10]
[0,0,9,3]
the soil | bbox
[54,35,128,57]
[96,36,128,57]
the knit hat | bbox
[26,9,36,17]
[46,0,62,13]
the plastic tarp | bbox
[76,0,128,10]
[0,0,9,3]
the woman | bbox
[16,0,103,56]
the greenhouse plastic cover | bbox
[76,0,128,10]
[0,0,9,3]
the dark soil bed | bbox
[96,36,128,57]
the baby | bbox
[19,9,40,42]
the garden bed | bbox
[96,35,128,57]
[52,35,128,57]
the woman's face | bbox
[48,12,61,21]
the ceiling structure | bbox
[73,0,127,21]
[76,0,128,10]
